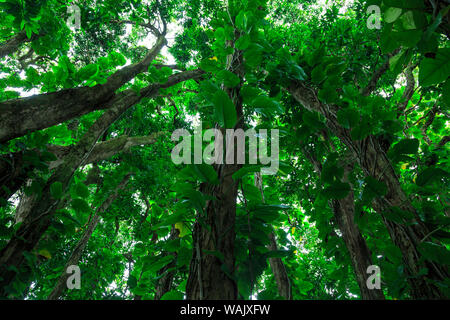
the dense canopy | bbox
[0,0,449,300]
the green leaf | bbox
[251,204,289,223]
[388,138,419,162]
[418,242,450,265]
[350,123,371,141]
[160,290,184,300]
[232,165,263,181]
[337,108,359,129]
[236,35,251,50]
[416,167,448,187]
[251,96,284,114]
[318,86,339,104]
[177,247,192,267]
[143,255,175,274]
[363,176,388,201]
[199,58,219,73]
[216,70,240,88]
[299,280,314,294]
[127,275,138,289]
[50,182,63,199]
[74,183,89,199]
[212,90,237,129]
[214,27,225,40]
[235,11,248,31]
[192,164,219,185]
[71,198,91,213]
[77,64,99,81]
[419,48,450,87]
[241,85,261,103]
[243,44,263,68]
[311,66,326,84]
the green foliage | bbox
[0,0,448,302]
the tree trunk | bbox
[0,70,202,203]
[305,152,385,299]
[267,232,292,299]
[254,173,292,300]
[0,151,28,206]
[288,82,449,298]
[186,42,244,300]
[47,174,131,300]
[0,72,201,294]
[0,102,132,298]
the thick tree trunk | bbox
[288,82,449,298]
[0,69,201,198]
[47,133,166,170]
[305,152,384,299]
[0,35,169,144]
[47,173,131,300]
[186,164,241,299]
[0,133,165,203]
[186,44,244,300]
[267,232,292,300]
[0,101,131,298]
[0,152,29,206]
[254,173,292,300]
[0,31,39,59]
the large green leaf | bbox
[160,290,184,300]
[322,182,351,200]
[416,167,448,187]
[212,90,237,129]
[50,182,63,199]
[192,164,219,185]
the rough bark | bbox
[186,44,244,300]
[332,167,385,300]
[0,69,202,205]
[0,69,199,297]
[47,173,131,300]
[0,31,39,59]
[0,97,135,297]
[14,187,35,224]
[47,133,166,170]
[0,151,29,205]
[254,173,292,300]
[267,232,292,299]
[288,82,449,298]
[305,152,384,299]
[186,166,240,300]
